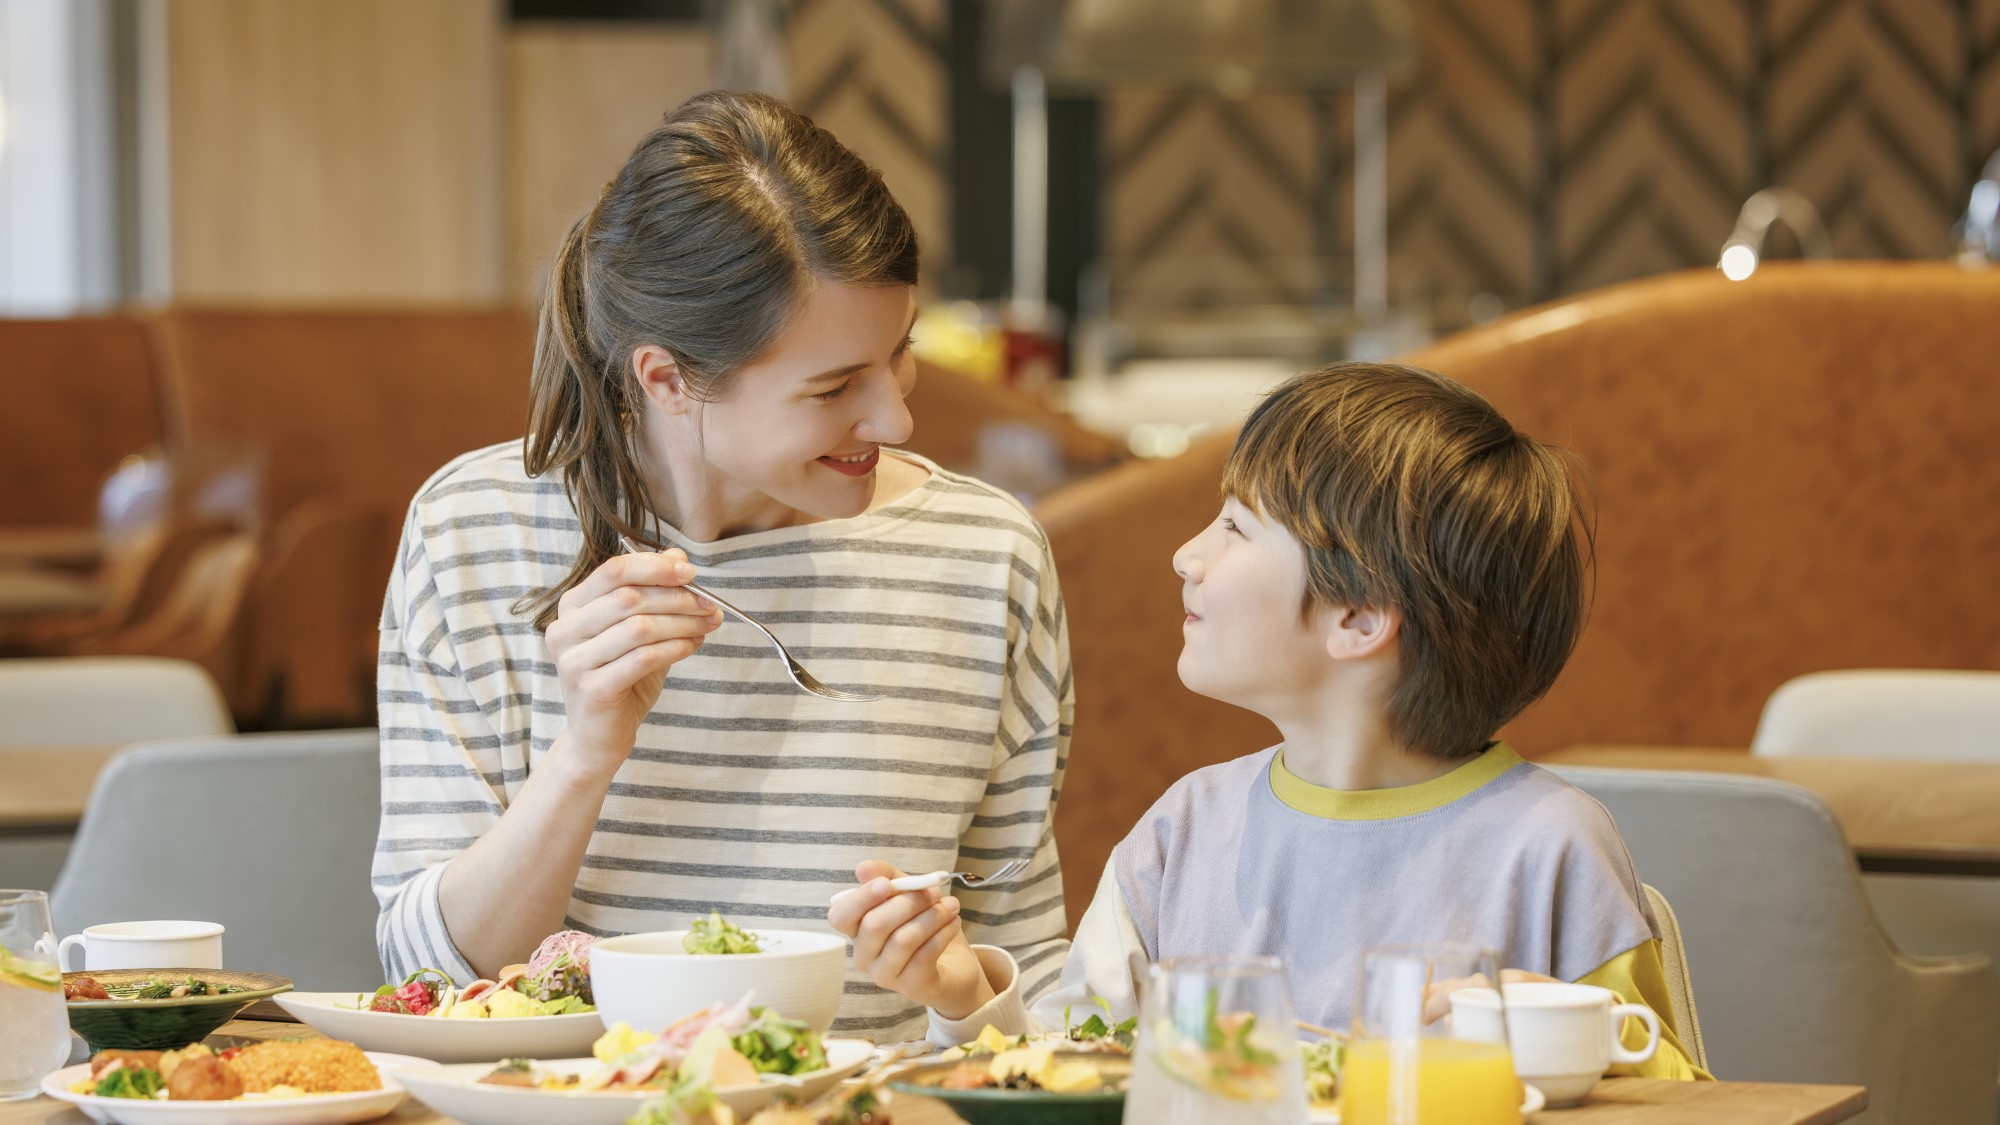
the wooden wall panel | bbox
[505,24,715,302]
[164,0,504,302]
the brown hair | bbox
[518,90,919,630]
[1221,361,1594,760]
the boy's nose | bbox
[1172,540,1202,582]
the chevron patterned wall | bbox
[790,0,2000,328]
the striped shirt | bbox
[371,441,1073,1042]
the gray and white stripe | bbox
[372,442,1073,1043]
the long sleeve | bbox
[1575,940,1714,1081]
[929,854,1151,1045]
[370,507,515,985]
[925,533,1076,1043]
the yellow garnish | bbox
[973,1025,1013,1054]
[0,949,59,993]
[592,1021,659,1062]
[1042,1061,1104,1093]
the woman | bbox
[372,91,1070,1043]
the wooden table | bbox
[1543,745,2000,876]
[0,746,120,836]
[0,568,105,618]
[0,1020,1866,1125]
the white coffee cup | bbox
[1451,981,1659,1106]
[56,921,225,973]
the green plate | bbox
[62,968,293,1052]
[887,1052,1129,1125]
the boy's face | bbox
[1172,496,1334,711]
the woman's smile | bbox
[818,448,881,476]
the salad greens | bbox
[93,1065,163,1099]
[731,1007,828,1075]
[683,911,763,955]
[134,976,241,1000]
[1300,1037,1345,1105]
[1063,995,1138,1048]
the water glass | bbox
[1343,943,1521,1125]
[0,890,71,1100]
[1123,954,1307,1125]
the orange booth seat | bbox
[0,315,166,528]
[1040,262,2000,931]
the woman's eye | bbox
[812,382,851,402]
[893,334,917,356]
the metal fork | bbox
[619,535,881,703]
[888,856,1032,893]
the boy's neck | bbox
[1273,707,1460,792]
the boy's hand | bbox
[828,860,998,1020]
[1422,969,1560,1023]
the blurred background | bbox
[1,0,1996,732]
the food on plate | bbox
[463,994,849,1125]
[1300,1036,1344,1107]
[75,1039,381,1101]
[476,993,827,1094]
[683,911,763,955]
[134,975,244,1000]
[60,974,243,1002]
[738,1087,890,1125]
[938,1042,1112,1094]
[358,929,597,1018]
[62,976,111,1001]
[939,1005,1135,1064]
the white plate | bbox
[383,1038,874,1125]
[1307,1081,1546,1123]
[273,992,606,1063]
[39,1052,434,1125]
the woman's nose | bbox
[857,372,915,446]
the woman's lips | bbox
[818,449,880,477]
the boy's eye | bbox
[1220,517,1240,535]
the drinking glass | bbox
[1341,943,1522,1125]
[1123,955,1307,1125]
[0,890,71,1100]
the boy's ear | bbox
[632,344,696,416]
[1325,603,1400,662]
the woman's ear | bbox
[1325,603,1400,662]
[632,344,695,416]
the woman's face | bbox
[683,282,919,522]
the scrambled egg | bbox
[593,1021,660,1062]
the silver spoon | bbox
[618,535,881,703]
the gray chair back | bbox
[1555,765,1998,1125]
[50,729,383,989]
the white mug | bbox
[1452,981,1659,1106]
[56,921,225,973]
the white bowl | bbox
[588,928,847,1033]
[383,1040,871,1125]
[272,992,606,1064]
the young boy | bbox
[830,361,1705,1079]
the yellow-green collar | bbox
[1269,742,1523,821]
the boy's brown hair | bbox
[1222,361,1594,760]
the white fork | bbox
[827,857,1031,903]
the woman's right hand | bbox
[545,546,723,778]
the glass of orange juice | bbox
[1340,943,1522,1125]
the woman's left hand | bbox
[829,860,998,1020]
